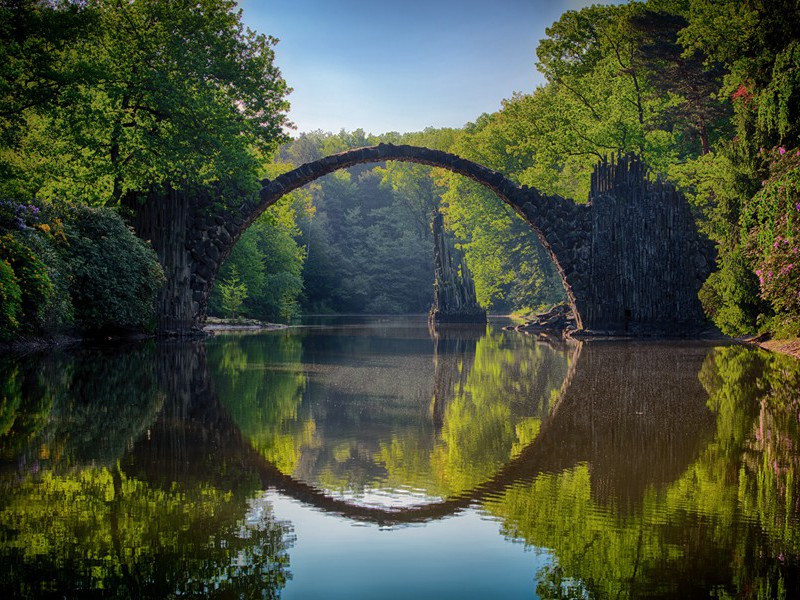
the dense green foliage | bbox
[673,0,800,335]
[411,0,798,331]
[0,233,52,331]
[0,259,21,340]
[216,267,249,319]
[209,192,308,321]
[211,127,565,316]
[3,0,800,332]
[211,0,800,324]
[61,206,165,333]
[285,130,437,314]
[1,0,290,203]
[0,202,164,338]
[0,0,291,338]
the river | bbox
[1,316,799,598]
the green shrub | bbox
[0,260,22,341]
[22,230,74,331]
[699,249,765,336]
[218,267,248,319]
[0,234,54,332]
[61,206,164,333]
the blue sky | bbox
[238,0,611,135]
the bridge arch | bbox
[192,143,589,330]
[138,144,710,335]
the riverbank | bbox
[0,334,82,355]
[203,317,288,333]
[0,331,158,355]
[0,319,288,354]
[751,337,800,361]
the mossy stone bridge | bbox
[131,144,712,335]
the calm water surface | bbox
[1,316,800,598]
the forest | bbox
[1,0,799,339]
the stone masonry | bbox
[154,144,712,335]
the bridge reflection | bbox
[3,329,800,598]
[122,334,716,526]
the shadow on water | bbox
[1,323,800,598]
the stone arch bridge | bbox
[131,144,712,335]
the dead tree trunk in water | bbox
[429,209,486,324]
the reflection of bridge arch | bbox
[244,377,577,526]
[211,342,580,526]
[129,341,717,527]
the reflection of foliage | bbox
[376,332,569,497]
[209,334,308,474]
[0,467,292,598]
[0,356,51,460]
[536,563,590,600]
[486,345,800,599]
[210,328,570,500]
[0,360,22,439]
[0,344,163,469]
[0,340,295,598]
[432,333,566,492]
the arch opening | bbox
[197,144,584,330]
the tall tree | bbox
[2,0,291,204]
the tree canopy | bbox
[0,0,291,203]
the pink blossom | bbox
[779,147,786,155]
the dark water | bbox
[1,316,800,598]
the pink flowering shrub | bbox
[755,226,800,317]
[748,146,800,333]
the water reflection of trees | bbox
[391,326,571,495]
[4,333,800,597]
[0,344,293,599]
[1,344,163,469]
[485,344,800,599]
[207,333,308,474]
[208,325,572,500]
